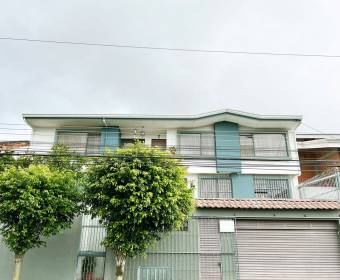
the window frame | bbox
[178,131,215,157]
[55,130,101,156]
[253,175,291,199]
[198,175,233,199]
[240,132,290,159]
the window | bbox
[137,267,173,280]
[57,131,101,155]
[178,133,215,156]
[240,133,288,158]
[198,176,232,198]
[254,176,290,199]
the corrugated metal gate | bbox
[236,220,340,280]
[199,219,222,280]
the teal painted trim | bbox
[231,174,255,198]
[100,127,120,153]
[78,251,106,257]
[214,122,241,173]
[24,110,302,122]
[193,209,340,220]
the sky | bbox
[1,0,340,140]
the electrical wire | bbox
[1,36,340,59]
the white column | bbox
[29,128,56,153]
[166,129,177,149]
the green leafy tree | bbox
[0,144,85,173]
[0,153,16,172]
[85,143,194,280]
[0,165,82,280]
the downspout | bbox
[102,118,108,127]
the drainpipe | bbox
[335,167,340,201]
[102,118,108,127]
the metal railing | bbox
[298,168,340,200]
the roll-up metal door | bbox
[199,219,221,280]
[236,220,340,280]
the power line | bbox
[1,152,339,173]
[1,36,340,59]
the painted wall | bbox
[104,218,237,280]
[299,148,340,182]
[214,121,241,173]
[104,219,201,280]
[29,128,56,153]
[0,216,81,280]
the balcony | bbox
[197,175,291,199]
[298,168,340,200]
[177,132,289,159]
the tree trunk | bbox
[12,254,24,280]
[115,253,126,280]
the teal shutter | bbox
[231,174,255,198]
[100,127,120,153]
[214,122,241,173]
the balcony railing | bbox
[298,168,340,200]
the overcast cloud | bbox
[1,0,340,140]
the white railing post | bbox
[335,167,340,200]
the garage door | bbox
[236,220,340,280]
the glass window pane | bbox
[179,134,201,156]
[57,132,87,154]
[240,135,254,157]
[253,134,287,157]
[201,134,215,156]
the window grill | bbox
[75,215,106,280]
[198,176,232,198]
[254,176,290,199]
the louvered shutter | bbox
[199,219,221,280]
[236,220,340,280]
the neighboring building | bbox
[297,134,340,201]
[1,110,340,280]
[297,134,340,182]
[0,140,29,153]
